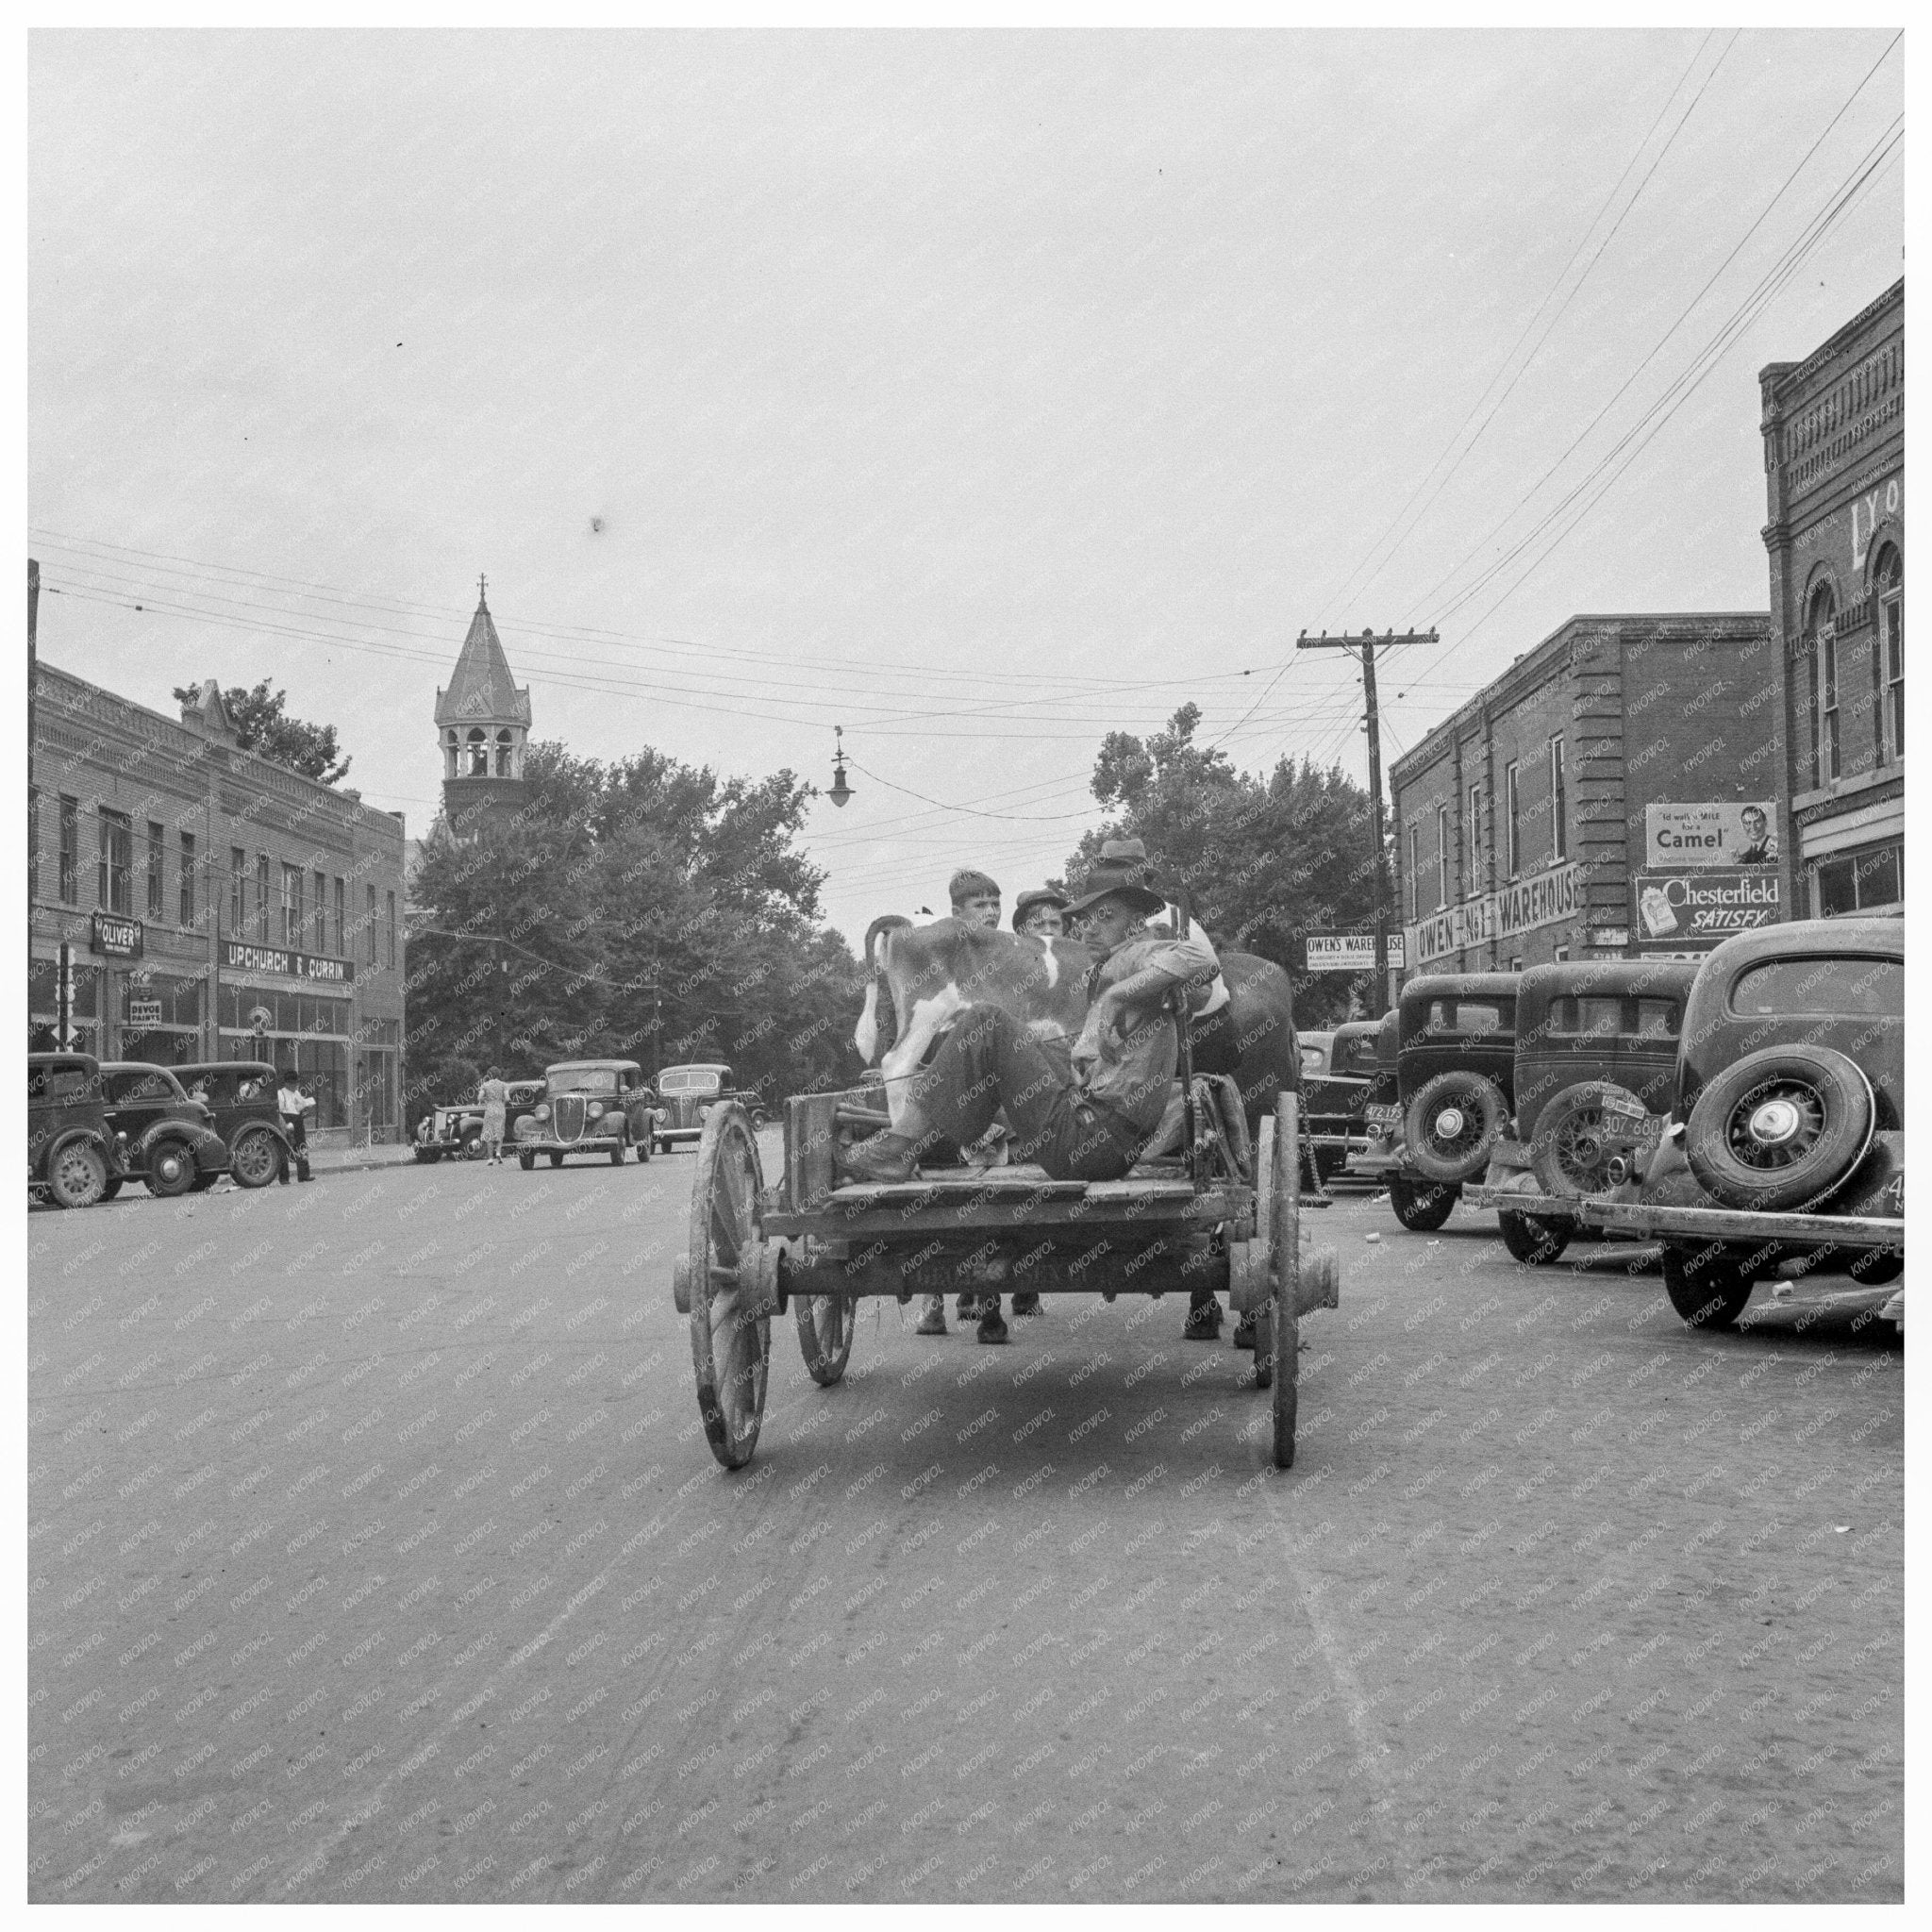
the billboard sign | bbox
[91,912,144,958]
[1407,860,1585,968]
[1644,802,1778,870]
[1635,868,1780,948]
[1306,932,1405,972]
[222,940,355,985]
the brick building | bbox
[28,658,408,1140]
[1759,278,1904,918]
[1391,612,1776,974]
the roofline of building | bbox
[35,657,408,841]
[1760,275,1904,398]
[1388,610,1772,788]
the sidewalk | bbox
[303,1141,422,1176]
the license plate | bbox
[1598,1091,1649,1122]
[1365,1104,1402,1128]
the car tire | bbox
[145,1141,198,1198]
[636,1135,651,1163]
[1661,1241,1756,1329]
[1529,1080,1645,1199]
[519,1151,536,1172]
[1685,1046,1875,1213]
[231,1125,282,1190]
[1498,1207,1574,1265]
[1388,1173,1458,1231]
[1405,1072,1508,1184]
[413,1147,442,1164]
[609,1142,625,1166]
[461,1130,487,1161]
[46,1137,109,1209]
[549,1152,564,1169]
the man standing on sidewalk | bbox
[276,1068,316,1183]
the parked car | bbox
[28,1052,125,1208]
[654,1063,769,1153]
[1467,959,1697,1263]
[1352,974,1518,1230]
[514,1060,658,1169]
[174,1059,297,1189]
[98,1061,232,1198]
[1590,917,1904,1327]
[1301,1021,1381,1180]
[414,1079,545,1161]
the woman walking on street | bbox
[478,1065,509,1163]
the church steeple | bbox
[436,580,532,838]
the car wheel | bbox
[1529,1080,1645,1198]
[636,1134,651,1163]
[1685,1046,1875,1213]
[1661,1241,1756,1329]
[1404,1072,1507,1184]
[1387,1173,1457,1231]
[413,1147,441,1163]
[145,1141,198,1198]
[609,1141,625,1166]
[1497,1207,1574,1265]
[230,1125,282,1190]
[549,1151,564,1169]
[519,1151,535,1172]
[461,1130,487,1161]
[47,1139,109,1209]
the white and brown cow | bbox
[853,914,1302,1141]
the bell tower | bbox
[435,577,533,838]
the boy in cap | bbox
[1012,887,1069,940]
[916,868,1005,1335]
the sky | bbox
[29,28,1903,952]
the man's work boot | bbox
[1010,1291,1041,1317]
[915,1294,948,1336]
[1231,1312,1257,1350]
[838,1131,919,1185]
[1183,1291,1224,1341]
[976,1297,1009,1345]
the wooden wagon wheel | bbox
[1250,1116,1277,1392]
[1269,1091,1301,1468]
[795,1290,857,1386]
[687,1103,771,1470]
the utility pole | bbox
[1295,627,1439,1017]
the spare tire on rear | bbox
[1530,1080,1645,1199]
[1405,1071,1507,1184]
[1684,1046,1874,1213]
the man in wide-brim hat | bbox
[839,841,1225,1339]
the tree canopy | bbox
[405,741,861,1112]
[174,679,353,785]
[1063,703,1380,1026]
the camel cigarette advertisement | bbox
[1644,801,1778,869]
[1635,867,1781,947]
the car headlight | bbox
[516,1117,539,1138]
[534,1103,550,1122]
[588,1100,605,1119]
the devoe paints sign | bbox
[1644,802,1779,869]
[1407,861,1584,968]
[1636,868,1781,950]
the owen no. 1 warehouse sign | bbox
[1406,861,1585,968]
[1305,933,1406,972]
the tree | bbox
[1065,703,1379,1027]
[173,680,352,785]
[405,741,862,1105]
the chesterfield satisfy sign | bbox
[1635,868,1780,948]
[1406,861,1585,968]
[222,940,355,985]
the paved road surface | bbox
[29,1147,1903,1902]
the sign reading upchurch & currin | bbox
[221,940,356,985]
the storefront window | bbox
[1813,839,1903,917]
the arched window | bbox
[495,729,513,778]
[1874,544,1903,763]
[1805,581,1839,786]
[444,729,458,780]
[467,728,488,776]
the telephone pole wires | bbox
[1295,627,1439,1016]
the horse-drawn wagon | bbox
[672,1076,1339,1474]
